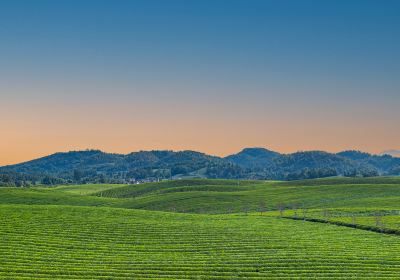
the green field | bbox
[1,177,400,279]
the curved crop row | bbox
[0,204,400,279]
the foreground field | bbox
[2,204,400,279]
[1,177,400,279]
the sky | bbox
[1,0,399,165]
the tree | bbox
[42,176,53,185]
[374,212,384,231]
[302,207,308,220]
[322,209,330,222]
[169,203,177,212]
[351,214,356,227]
[259,200,266,215]
[277,203,285,217]
[292,203,299,218]
[243,205,250,215]
[73,169,83,182]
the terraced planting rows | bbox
[1,177,400,279]
[49,183,128,195]
[287,208,400,232]
[90,177,400,213]
[1,204,400,279]
[2,178,400,214]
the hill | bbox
[1,178,400,279]
[0,150,245,185]
[2,177,400,214]
[2,203,400,279]
[338,150,400,175]
[225,147,280,168]
[382,150,400,157]
[1,148,399,186]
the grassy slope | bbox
[1,177,400,213]
[48,183,127,195]
[92,177,400,213]
[1,177,400,279]
[1,204,400,279]
[0,187,122,207]
[289,208,400,231]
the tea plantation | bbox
[1,177,400,279]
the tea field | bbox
[1,177,400,279]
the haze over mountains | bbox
[1,148,399,186]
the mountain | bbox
[382,150,400,158]
[336,150,372,161]
[1,148,400,186]
[270,151,378,180]
[338,150,400,174]
[2,150,123,175]
[225,147,280,168]
[0,150,244,185]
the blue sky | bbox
[0,0,399,164]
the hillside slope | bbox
[1,178,400,278]
[1,204,400,279]
[1,148,399,185]
[2,177,400,214]
[225,147,280,168]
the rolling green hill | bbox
[2,204,400,279]
[1,177,400,279]
[93,177,400,212]
[2,177,400,213]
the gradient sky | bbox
[1,0,399,165]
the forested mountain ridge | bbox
[225,147,280,168]
[1,148,399,186]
